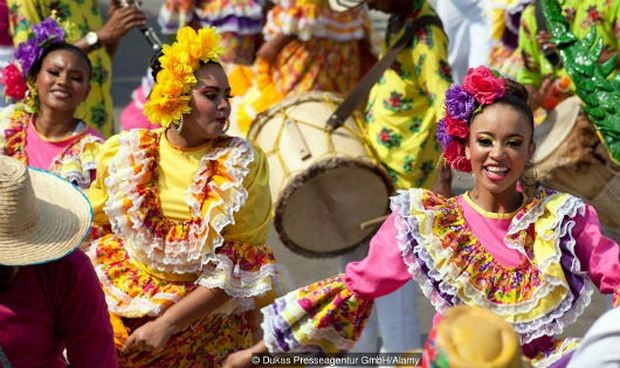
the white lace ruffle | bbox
[196,253,284,315]
[53,134,103,189]
[86,237,182,318]
[391,188,594,344]
[103,132,253,275]
[261,292,357,353]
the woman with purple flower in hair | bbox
[0,17,103,189]
[224,66,620,368]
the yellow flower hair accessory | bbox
[144,26,223,127]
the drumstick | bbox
[360,215,389,230]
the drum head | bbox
[274,157,392,258]
[532,96,581,164]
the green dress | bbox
[9,0,114,137]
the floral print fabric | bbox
[87,129,280,365]
[261,274,373,353]
[364,3,452,189]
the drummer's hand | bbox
[536,31,556,53]
[121,318,175,355]
[526,78,554,111]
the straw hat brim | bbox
[328,0,365,12]
[0,167,92,266]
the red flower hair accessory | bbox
[435,66,506,172]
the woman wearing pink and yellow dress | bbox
[224,67,620,368]
[0,18,102,189]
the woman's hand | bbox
[222,341,268,368]
[221,348,256,368]
[525,77,554,112]
[121,317,175,355]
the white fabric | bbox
[434,0,492,82]
[567,307,620,368]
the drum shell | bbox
[248,92,393,258]
[531,96,620,233]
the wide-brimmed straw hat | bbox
[0,156,92,266]
[328,0,365,12]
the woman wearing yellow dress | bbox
[86,26,282,366]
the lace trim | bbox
[103,130,253,275]
[391,188,593,344]
[197,253,282,298]
[50,134,103,189]
[261,292,357,353]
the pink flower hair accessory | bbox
[436,66,506,172]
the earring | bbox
[24,85,39,113]
[222,119,230,134]
[174,116,184,134]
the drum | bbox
[531,96,620,234]
[248,92,393,258]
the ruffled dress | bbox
[260,187,620,367]
[87,129,282,367]
[158,0,267,66]
[232,0,374,134]
[0,104,102,189]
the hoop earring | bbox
[174,116,184,134]
[222,119,230,134]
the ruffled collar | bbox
[102,129,254,275]
[391,186,593,343]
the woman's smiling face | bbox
[465,103,535,196]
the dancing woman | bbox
[87,26,282,366]
[0,17,103,189]
[225,66,620,367]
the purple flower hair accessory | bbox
[33,17,65,45]
[445,84,476,122]
[435,118,453,151]
[14,17,65,76]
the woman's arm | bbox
[256,33,295,64]
[121,285,231,354]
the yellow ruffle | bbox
[395,188,592,343]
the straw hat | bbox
[422,305,525,368]
[0,155,92,266]
[328,0,365,12]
